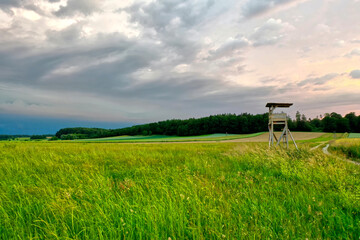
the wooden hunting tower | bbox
[266,103,298,149]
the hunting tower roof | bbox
[266,103,293,108]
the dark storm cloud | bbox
[0,23,220,99]
[111,75,271,104]
[0,33,155,90]
[116,76,222,100]
[109,74,277,116]
[0,41,274,104]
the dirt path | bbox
[312,143,360,166]
[310,143,325,151]
[322,144,330,154]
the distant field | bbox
[0,142,359,239]
[75,132,327,143]
[227,132,326,143]
[349,133,360,138]
[76,133,264,142]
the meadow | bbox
[330,138,360,162]
[0,141,359,239]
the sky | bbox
[0,0,360,134]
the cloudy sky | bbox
[1,0,360,133]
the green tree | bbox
[322,116,337,132]
[345,112,358,132]
[336,118,350,133]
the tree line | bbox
[30,135,49,140]
[54,111,360,140]
[0,135,29,140]
[0,135,53,141]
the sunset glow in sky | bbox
[0,0,360,132]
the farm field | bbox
[226,131,326,143]
[0,141,359,239]
[76,133,263,142]
[75,132,325,143]
[349,133,360,138]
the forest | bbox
[55,111,360,140]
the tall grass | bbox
[0,142,359,239]
[330,139,360,162]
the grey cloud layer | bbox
[0,0,359,121]
[124,0,214,30]
[250,18,293,46]
[297,73,339,87]
[345,48,360,57]
[350,70,360,79]
[0,0,23,9]
[121,0,215,63]
[241,0,302,18]
[55,0,101,17]
[207,17,293,61]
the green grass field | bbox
[0,141,359,239]
[349,133,360,138]
[76,132,264,143]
